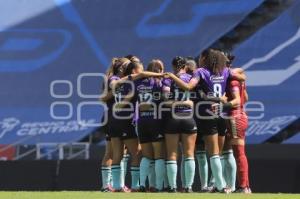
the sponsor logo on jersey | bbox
[210,75,225,83]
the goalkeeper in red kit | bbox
[226,68,251,194]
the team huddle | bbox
[100,48,250,194]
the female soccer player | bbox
[163,56,197,193]
[166,49,245,193]
[132,59,166,192]
[109,57,164,192]
[226,72,251,193]
[99,58,128,192]
[185,56,197,75]
[100,57,132,192]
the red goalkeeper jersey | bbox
[227,80,247,116]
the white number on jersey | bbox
[139,93,153,103]
[114,93,122,103]
[213,83,222,97]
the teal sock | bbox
[121,154,129,187]
[210,155,225,191]
[148,160,156,188]
[223,150,237,191]
[209,175,215,187]
[120,159,125,187]
[111,165,121,190]
[220,155,227,186]
[123,154,130,172]
[110,171,113,187]
[155,159,166,190]
[166,160,177,189]
[184,157,195,189]
[164,166,169,188]
[181,156,186,188]
[196,151,208,189]
[131,166,140,189]
[139,157,151,187]
[101,166,111,188]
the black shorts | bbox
[137,117,164,144]
[102,123,111,141]
[108,118,137,140]
[218,118,227,136]
[100,114,111,141]
[164,113,197,134]
[195,117,227,136]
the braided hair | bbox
[172,56,187,73]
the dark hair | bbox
[223,52,235,67]
[203,49,225,75]
[172,56,186,72]
[125,54,135,59]
[124,61,142,76]
[200,49,210,59]
[147,59,164,73]
[197,48,211,67]
[125,54,140,63]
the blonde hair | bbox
[106,57,130,77]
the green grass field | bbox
[1,192,300,199]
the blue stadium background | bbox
[0,0,299,145]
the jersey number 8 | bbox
[213,83,222,98]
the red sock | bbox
[232,145,249,188]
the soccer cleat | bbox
[207,185,215,191]
[210,187,231,194]
[163,187,170,192]
[168,188,177,193]
[100,186,113,192]
[200,187,212,193]
[220,188,232,194]
[184,187,193,193]
[139,186,147,192]
[123,186,131,192]
[247,187,252,194]
[114,186,131,193]
[234,187,252,194]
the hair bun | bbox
[172,56,186,69]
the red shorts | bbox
[228,111,248,139]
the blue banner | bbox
[0,0,263,144]
[234,1,300,143]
